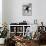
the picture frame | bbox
[23,3,32,16]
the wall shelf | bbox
[9,25,31,37]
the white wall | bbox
[7,0,33,24]
[32,0,46,25]
[2,0,8,24]
[2,0,46,26]
[0,0,2,27]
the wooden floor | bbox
[0,44,46,46]
[40,45,46,46]
[0,44,4,46]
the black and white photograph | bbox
[23,3,32,16]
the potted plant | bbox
[0,23,9,44]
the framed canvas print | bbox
[23,3,32,16]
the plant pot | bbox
[0,38,5,44]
